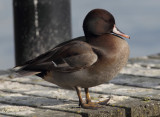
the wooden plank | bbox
[0,75,58,88]
[1,75,160,116]
[111,74,160,89]
[2,73,160,94]
[90,83,160,100]
[0,103,81,117]
[120,56,160,77]
[107,96,160,117]
[0,91,125,117]
[121,65,160,78]
[0,77,126,117]
[129,57,160,66]
[0,54,160,116]
[0,103,35,117]
[1,75,160,101]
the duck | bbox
[13,9,130,109]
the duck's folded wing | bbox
[14,41,98,76]
[52,50,98,72]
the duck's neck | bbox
[86,33,125,51]
[86,34,113,44]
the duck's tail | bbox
[9,66,40,78]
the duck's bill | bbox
[113,25,130,39]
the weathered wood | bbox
[108,96,160,117]
[0,54,160,116]
[111,74,160,89]
[121,64,160,78]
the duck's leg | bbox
[75,87,100,109]
[84,88,92,104]
[75,86,84,107]
[84,88,111,106]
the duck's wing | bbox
[21,36,86,66]
[13,37,98,77]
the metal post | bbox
[13,0,71,65]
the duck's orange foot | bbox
[97,96,111,105]
[80,97,111,109]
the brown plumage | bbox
[13,9,130,109]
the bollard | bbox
[13,0,71,65]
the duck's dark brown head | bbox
[83,9,130,39]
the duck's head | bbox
[83,9,130,39]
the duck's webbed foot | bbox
[75,87,111,109]
[97,97,111,105]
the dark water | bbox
[0,0,160,69]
